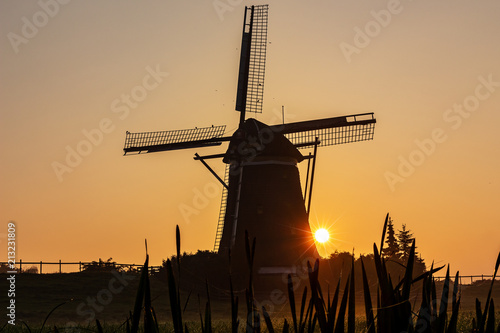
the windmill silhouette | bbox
[123,5,376,273]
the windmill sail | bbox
[273,112,376,148]
[213,165,230,251]
[235,5,269,122]
[123,125,228,155]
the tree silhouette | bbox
[397,224,415,261]
[382,216,399,260]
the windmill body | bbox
[123,5,377,273]
[219,118,316,271]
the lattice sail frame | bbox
[123,125,227,154]
[270,113,376,148]
[235,5,268,114]
[246,5,268,113]
[286,122,375,148]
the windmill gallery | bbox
[123,5,377,273]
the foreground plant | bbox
[166,225,189,333]
[127,216,500,333]
[130,240,158,333]
[472,252,500,333]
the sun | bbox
[314,228,330,243]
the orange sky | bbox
[1,1,499,275]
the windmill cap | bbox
[223,118,304,163]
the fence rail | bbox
[0,260,161,274]
[1,261,498,285]
[434,274,499,285]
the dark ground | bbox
[0,271,499,327]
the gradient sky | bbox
[1,1,499,275]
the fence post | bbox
[19,259,22,272]
[40,261,43,274]
[59,259,62,274]
[79,261,82,272]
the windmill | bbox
[123,5,376,273]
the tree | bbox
[397,224,415,261]
[382,216,399,260]
[82,257,122,272]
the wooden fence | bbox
[0,260,161,274]
[434,274,499,285]
[0,260,498,285]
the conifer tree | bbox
[382,217,399,260]
[397,224,415,261]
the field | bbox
[1,270,499,331]
[2,221,499,332]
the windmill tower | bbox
[123,5,376,273]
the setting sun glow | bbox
[314,228,330,243]
[1,1,499,277]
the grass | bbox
[1,314,499,333]
[100,214,500,332]
[2,214,499,332]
